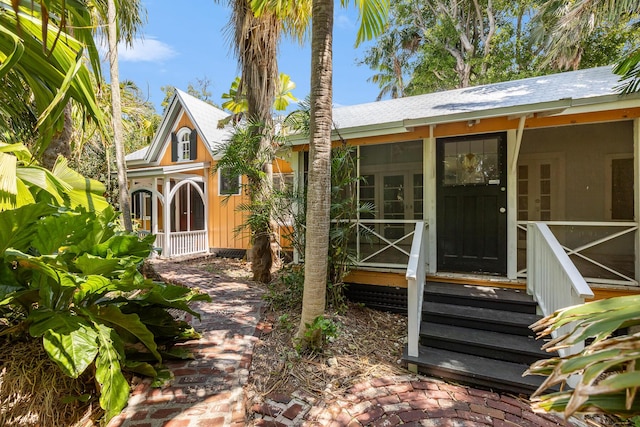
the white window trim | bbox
[176,127,191,162]
[218,170,241,196]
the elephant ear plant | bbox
[0,202,210,421]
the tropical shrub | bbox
[0,202,210,421]
[526,295,640,418]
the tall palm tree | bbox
[535,0,640,91]
[222,0,310,283]
[295,0,389,347]
[91,0,145,232]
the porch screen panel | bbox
[517,121,635,283]
[358,140,424,266]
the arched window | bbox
[171,127,197,162]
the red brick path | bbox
[252,375,579,426]
[107,259,579,427]
[107,259,265,427]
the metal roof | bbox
[126,89,233,164]
[326,66,637,138]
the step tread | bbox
[422,301,541,328]
[425,282,535,305]
[404,345,550,394]
[420,322,549,357]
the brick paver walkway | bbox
[108,259,265,427]
[107,259,580,427]
[252,376,578,426]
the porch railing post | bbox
[406,221,426,360]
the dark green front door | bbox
[436,133,507,275]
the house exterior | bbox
[125,89,294,258]
[287,66,640,300]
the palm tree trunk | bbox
[234,0,280,282]
[296,0,333,347]
[108,0,133,232]
[42,103,72,169]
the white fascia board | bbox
[286,122,409,146]
[555,95,640,116]
[146,96,182,164]
[126,162,210,178]
[402,98,575,129]
[177,93,217,160]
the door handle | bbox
[499,207,506,213]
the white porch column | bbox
[425,126,437,275]
[152,177,158,235]
[634,118,640,282]
[163,178,172,257]
[204,167,209,253]
[506,129,518,280]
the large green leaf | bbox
[31,208,92,255]
[73,274,113,304]
[89,305,161,361]
[0,203,55,253]
[74,253,122,276]
[27,309,99,378]
[93,323,129,422]
[93,234,152,259]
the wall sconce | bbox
[467,119,480,127]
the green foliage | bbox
[296,315,339,354]
[221,73,298,114]
[0,203,210,422]
[0,143,109,211]
[265,264,305,310]
[526,295,640,418]
[362,0,636,97]
[277,313,294,332]
[327,144,373,311]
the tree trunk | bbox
[236,0,280,283]
[108,0,133,232]
[42,103,72,170]
[296,0,333,347]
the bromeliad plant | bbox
[526,295,640,419]
[0,202,210,421]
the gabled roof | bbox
[292,66,640,143]
[126,89,232,166]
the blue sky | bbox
[116,0,382,113]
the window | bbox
[179,130,190,161]
[219,169,241,195]
[608,155,634,220]
[171,127,197,162]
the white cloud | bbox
[118,37,177,63]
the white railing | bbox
[154,232,165,254]
[351,219,422,269]
[168,230,208,257]
[527,222,594,359]
[518,221,638,286]
[406,222,427,359]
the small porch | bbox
[333,119,640,291]
[129,163,209,258]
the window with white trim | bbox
[176,128,191,161]
[219,169,241,195]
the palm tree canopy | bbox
[250,0,389,46]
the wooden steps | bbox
[404,281,555,395]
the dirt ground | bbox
[182,256,409,415]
